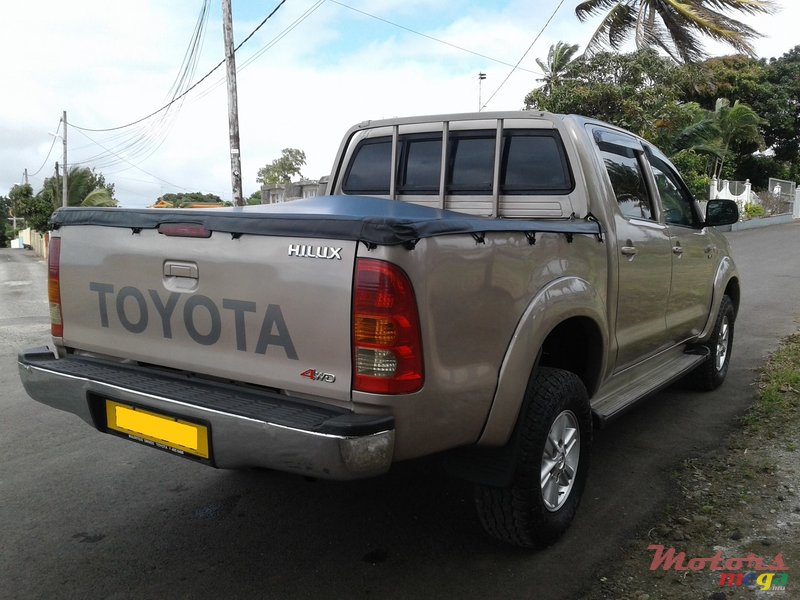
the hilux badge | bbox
[288,244,342,260]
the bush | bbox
[743,202,766,219]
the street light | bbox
[478,72,486,112]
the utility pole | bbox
[61,111,68,207]
[221,0,244,206]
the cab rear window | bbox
[342,129,573,196]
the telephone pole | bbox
[221,0,244,206]
[61,111,68,207]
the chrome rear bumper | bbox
[18,347,394,480]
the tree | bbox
[525,49,694,139]
[575,0,776,63]
[678,48,800,184]
[81,188,117,207]
[246,190,262,205]
[708,97,765,178]
[256,148,306,186]
[41,166,117,209]
[535,41,580,95]
[0,194,11,247]
[12,184,52,234]
[159,192,222,207]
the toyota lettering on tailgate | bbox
[89,282,298,358]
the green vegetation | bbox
[256,148,306,186]
[743,334,800,435]
[8,167,118,233]
[526,43,800,196]
[743,202,766,219]
[575,0,777,63]
[158,192,223,207]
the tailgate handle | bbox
[164,261,198,279]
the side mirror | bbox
[705,199,739,227]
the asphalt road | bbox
[2,223,799,600]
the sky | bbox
[1,0,798,208]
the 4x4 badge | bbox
[300,369,336,383]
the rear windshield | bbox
[342,129,573,195]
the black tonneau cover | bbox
[50,195,602,246]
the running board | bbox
[592,348,709,424]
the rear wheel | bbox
[474,367,592,548]
[690,294,735,391]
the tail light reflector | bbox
[353,259,423,394]
[48,237,63,337]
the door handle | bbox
[164,261,198,279]
[672,245,684,255]
[621,246,637,256]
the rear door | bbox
[592,127,673,370]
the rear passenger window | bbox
[501,132,572,193]
[599,145,654,221]
[448,136,495,193]
[342,139,391,194]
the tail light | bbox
[353,259,423,394]
[48,237,63,337]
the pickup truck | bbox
[18,111,740,548]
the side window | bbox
[599,144,654,221]
[342,139,392,194]
[501,132,573,193]
[400,137,441,194]
[447,135,495,193]
[647,154,699,227]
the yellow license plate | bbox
[105,400,210,459]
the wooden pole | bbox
[221,0,244,206]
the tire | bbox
[690,294,735,391]
[474,367,592,548]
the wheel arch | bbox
[476,277,608,448]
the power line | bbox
[327,0,541,76]
[28,118,63,177]
[73,127,195,192]
[481,0,567,109]
[70,0,287,133]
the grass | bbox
[742,333,800,435]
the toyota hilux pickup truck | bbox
[18,111,740,548]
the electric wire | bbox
[70,0,287,133]
[28,119,63,178]
[481,0,567,109]
[327,0,541,76]
[73,127,195,192]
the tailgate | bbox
[58,225,356,401]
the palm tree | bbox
[81,188,117,207]
[710,97,764,178]
[535,41,581,95]
[40,166,108,208]
[575,0,776,63]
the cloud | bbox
[2,0,796,207]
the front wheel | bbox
[690,294,735,391]
[474,367,592,548]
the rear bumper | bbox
[17,347,394,480]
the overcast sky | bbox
[1,0,797,207]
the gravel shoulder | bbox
[583,333,800,600]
